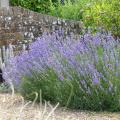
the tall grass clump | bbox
[3,31,120,111]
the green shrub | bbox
[49,0,89,20]
[20,68,74,107]
[49,0,120,37]
[10,0,120,37]
[10,0,58,13]
[83,0,120,37]
[4,32,120,111]
[21,69,120,111]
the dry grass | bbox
[0,93,120,120]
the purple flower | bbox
[2,30,120,89]
[92,73,100,85]
[108,82,113,92]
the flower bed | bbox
[2,30,120,111]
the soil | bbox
[0,93,120,120]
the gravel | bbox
[0,93,120,120]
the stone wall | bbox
[0,7,83,49]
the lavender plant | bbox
[3,31,120,111]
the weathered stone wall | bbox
[0,7,83,49]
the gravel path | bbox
[0,93,120,120]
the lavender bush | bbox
[3,31,120,111]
